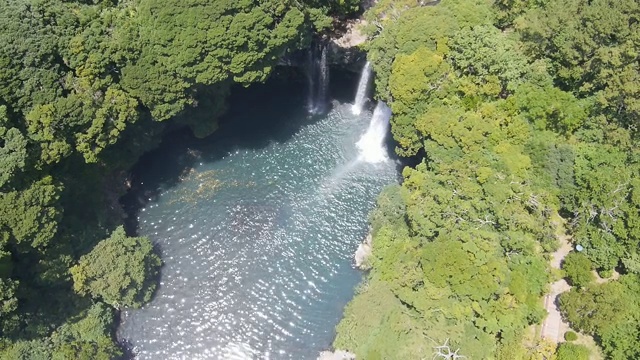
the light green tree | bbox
[556,343,590,360]
[71,226,161,308]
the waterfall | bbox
[351,62,372,115]
[356,101,391,163]
[316,44,329,114]
[306,47,316,114]
[306,41,329,114]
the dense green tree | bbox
[559,280,635,335]
[562,251,594,288]
[336,30,554,355]
[388,46,450,155]
[0,0,67,112]
[0,0,343,354]
[509,82,590,133]
[521,0,640,127]
[50,303,121,360]
[523,133,576,208]
[449,25,529,96]
[0,106,28,189]
[0,278,19,336]
[336,0,640,358]
[0,0,638,357]
[70,226,161,308]
[117,0,307,122]
[569,144,640,271]
[363,0,494,102]
[0,339,52,360]
[493,0,538,29]
[0,176,62,249]
[559,275,640,359]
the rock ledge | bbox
[318,349,356,360]
[354,232,372,269]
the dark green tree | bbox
[521,0,640,127]
[50,303,122,360]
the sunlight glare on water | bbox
[117,102,398,359]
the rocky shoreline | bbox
[354,232,373,270]
[316,231,374,359]
[317,349,356,360]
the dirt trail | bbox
[538,220,604,359]
[540,233,572,343]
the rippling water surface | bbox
[117,81,399,359]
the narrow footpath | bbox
[540,231,572,342]
[539,223,607,359]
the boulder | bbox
[318,349,356,360]
[354,232,372,269]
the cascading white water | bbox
[351,61,372,115]
[306,47,316,113]
[306,42,329,115]
[356,101,391,163]
[316,44,329,113]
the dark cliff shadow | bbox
[120,67,360,234]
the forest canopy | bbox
[0,0,355,356]
[1,0,639,357]
[334,0,640,359]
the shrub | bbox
[598,268,613,279]
[564,331,578,341]
[562,252,594,287]
[556,343,589,360]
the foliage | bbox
[0,0,638,356]
[520,0,640,128]
[564,331,578,341]
[562,252,594,288]
[303,0,361,16]
[0,106,27,189]
[388,46,450,155]
[0,339,52,360]
[568,144,640,271]
[508,82,590,134]
[559,275,640,359]
[335,0,640,358]
[71,227,161,308]
[0,278,19,336]
[363,0,494,103]
[0,176,62,249]
[334,4,559,356]
[449,25,529,96]
[0,0,343,354]
[49,303,121,360]
[556,342,590,360]
[117,0,307,121]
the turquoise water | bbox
[117,79,399,359]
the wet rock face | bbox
[327,41,367,72]
[279,19,368,73]
[279,44,366,73]
[331,20,368,49]
[327,19,368,72]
